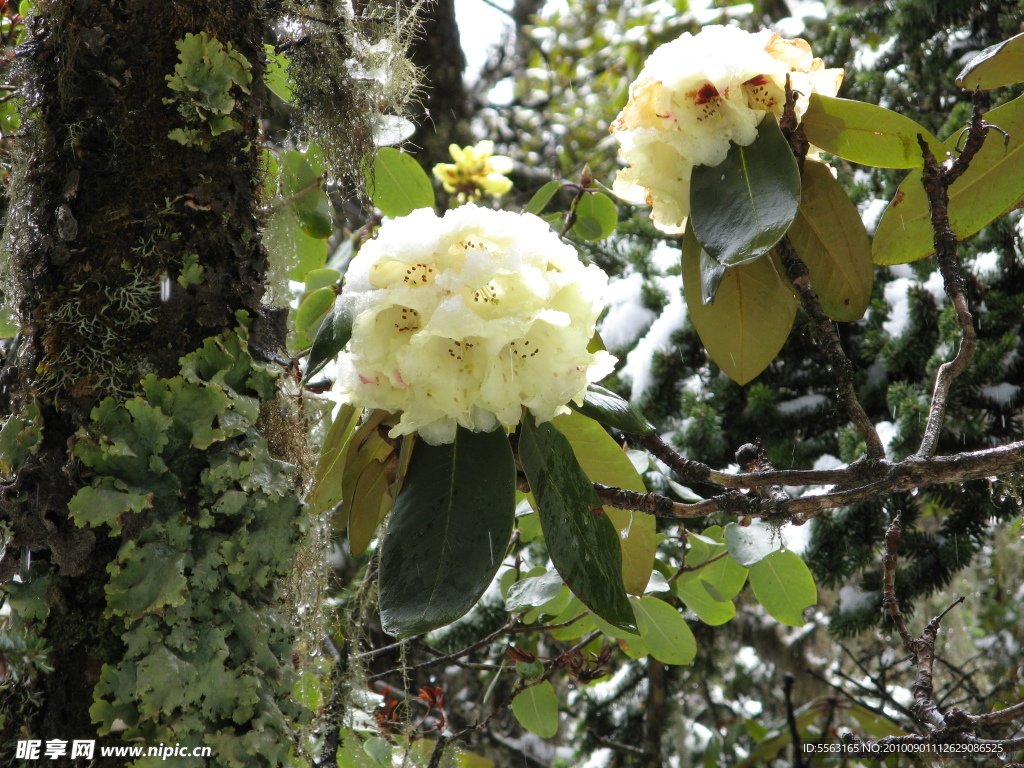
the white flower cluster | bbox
[611,25,844,233]
[336,206,616,445]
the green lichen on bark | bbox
[165,32,253,150]
[67,316,308,765]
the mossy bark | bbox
[0,1,307,762]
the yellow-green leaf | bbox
[956,31,1024,90]
[802,94,945,169]
[368,147,435,218]
[630,595,697,665]
[683,224,798,385]
[552,411,656,596]
[512,681,559,738]
[788,159,873,321]
[306,404,362,515]
[873,93,1024,265]
[749,550,817,627]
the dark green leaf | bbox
[573,192,618,241]
[524,180,561,215]
[551,411,656,596]
[787,159,872,321]
[690,114,801,267]
[572,384,656,435]
[303,299,353,383]
[368,147,436,218]
[956,31,1024,90]
[519,413,637,633]
[801,94,945,168]
[378,427,516,637]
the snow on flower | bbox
[610,25,843,233]
[432,140,514,202]
[336,206,616,444]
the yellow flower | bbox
[433,140,514,202]
[610,25,843,233]
[335,206,615,445]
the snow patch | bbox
[598,272,657,351]
[981,382,1019,405]
[839,585,879,615]
[859,197,888,234]
[777,393,829,416]
[813,454,845,471]
[621,275,687,401]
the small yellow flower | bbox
[433,140,514,202]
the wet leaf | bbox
[368,147,435,218]
[378,427,516,637]
[690,114,801,267]
[956,31,1024,90]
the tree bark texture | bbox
[0,1,308,763]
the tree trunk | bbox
[0,1,308,764]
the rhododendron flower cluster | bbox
[433,141,514,202]
[336,206,615,445]
[611,25,844,233]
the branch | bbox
[587,439,1024,521]
[914,93,988,457]
[776,237,886,460]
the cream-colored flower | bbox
[611,25,843,233]
[433,140,514,202]
[336,206,615,445]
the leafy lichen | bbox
[164,32,253,150]
[64,316,309,766]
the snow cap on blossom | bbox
[336,205,616,445]
[610,25,844,233]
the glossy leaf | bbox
[306,404,362,515]
[956,31,1024,90]
[724,520,784,567]
[304,268,342,292]
[749,550,817,627]
[293,287,335,345]
[551,411,656,595]
[572,384,656,435]
[511,681,559,738]
[788,159,873,321]
[524,180,561,215]
[368,147,435,218]
[682,224,798,385]
[630,595,697,665]
[519,414,637,633]
[573,191,618,241]
[378,427,516,637]
[506,570,564,612]
[699,248,727,305]
[801,93,945,168]
[690,114,801,267]
[303,298,353,383]
[873,93,1024,265]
